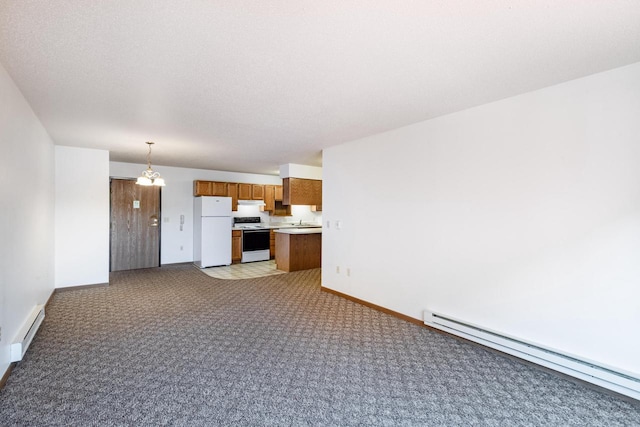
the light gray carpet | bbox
[1,264,639,426]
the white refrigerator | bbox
[193,196,232,268]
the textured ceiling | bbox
[1,1,640,175]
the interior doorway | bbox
[110,178,161,271]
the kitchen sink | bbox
[283,223,320,228]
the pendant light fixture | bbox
[136,141,166,186]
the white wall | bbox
[322,62,640,376]
[109,162,283,264]
[0,62,55,375]
[55,146,110,288]
[280,163,323,180]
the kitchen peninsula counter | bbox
[274,228,322,272]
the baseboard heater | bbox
[423,310,640,401]
[10,305,45,362]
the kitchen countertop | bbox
[270,223,321,229]
[274,228,322,235]
[233,224,322,231]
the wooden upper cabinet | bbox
[194,180,228,197]
[263,185,275,212]
[283,178,322,206]
[211,182,228,196]
[194,180,212,196]
[195,180,286,212]
[272,201,291,216]
[252,184,264,200]
[272,183,289,216]
[227,183,238,211]
[238,183,252,200]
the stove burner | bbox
[234,216,266,230]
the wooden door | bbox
[110,179,161,271]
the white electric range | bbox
[233,217,270,263]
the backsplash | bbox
[234,204,322,225]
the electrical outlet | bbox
[336,266,340,274]
[180,245,183,251]
[347,268,351,277]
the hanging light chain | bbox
[146,141,154,170]
[136,141,165,186]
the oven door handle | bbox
[242,229,269,234]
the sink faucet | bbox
[299,219,302,225]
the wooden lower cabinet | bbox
[269,230,276,259]
[275,232,321,272]
[232,230,242,263]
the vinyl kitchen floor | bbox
[200,260,286,280]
